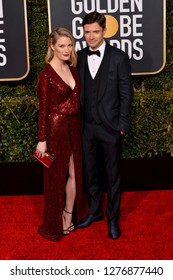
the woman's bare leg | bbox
[63,154,76,233]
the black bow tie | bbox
[88,49,101,57]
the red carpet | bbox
[0,190,173,260]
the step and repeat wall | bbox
[0,0,166,81]
[48,0,166,75]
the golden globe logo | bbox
[104,15,119,38]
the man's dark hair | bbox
[82,11,106,29]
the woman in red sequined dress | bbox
[35,27,83,241]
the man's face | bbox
[83,22,106,50]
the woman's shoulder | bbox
[38,64,51,78]
[36,64,52,87]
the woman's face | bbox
[52,36,73,62]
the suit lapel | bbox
[97,43,111,101]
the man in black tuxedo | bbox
[77,12,132,239]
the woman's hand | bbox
[36,141,47,158]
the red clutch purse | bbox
[33,150,55,168]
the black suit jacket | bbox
[77,43,132,133]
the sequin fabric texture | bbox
[36,64,83,241]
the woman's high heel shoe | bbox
[63,208,75,234]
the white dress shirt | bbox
[87,41,106,79]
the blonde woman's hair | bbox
[45,26,77,67]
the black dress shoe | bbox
[108,221,121,240]
[76,212,103,228]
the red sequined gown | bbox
[36,64,83,241]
